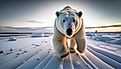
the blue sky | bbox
[0,0,121,28]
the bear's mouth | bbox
[66,28,72,36]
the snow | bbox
[88,47,121,69]
[8,36,16,41]
[87,32,121,45]
[0,28,121,69]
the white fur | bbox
[53,6,86,58]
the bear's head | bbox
[55,6,83,38]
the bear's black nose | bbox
[66,28,72,36]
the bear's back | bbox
[60,6,77,13]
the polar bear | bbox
[53,6,86,58]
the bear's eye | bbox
[63,19,66,22]
[73,19,75,22]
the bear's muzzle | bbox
[66,28,72,36]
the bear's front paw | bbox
[56,48,70,58]
[77,46,85,53]
[60,52,69,58]
[70,48,76,53]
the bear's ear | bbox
[77,11,82,17]
[56,11,60,17]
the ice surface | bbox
[0,28,121,69]
[87,32,121,45]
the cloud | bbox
[26,20,44,24]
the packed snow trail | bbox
[1,37,121,69]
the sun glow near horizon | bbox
[0,0,121,32]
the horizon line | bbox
[0,24,121,29]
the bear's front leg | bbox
[53,25,69,58]
[75,37,86,53]
[70,38,77,53]
[74,29,86,53]
[53,36,69,58]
